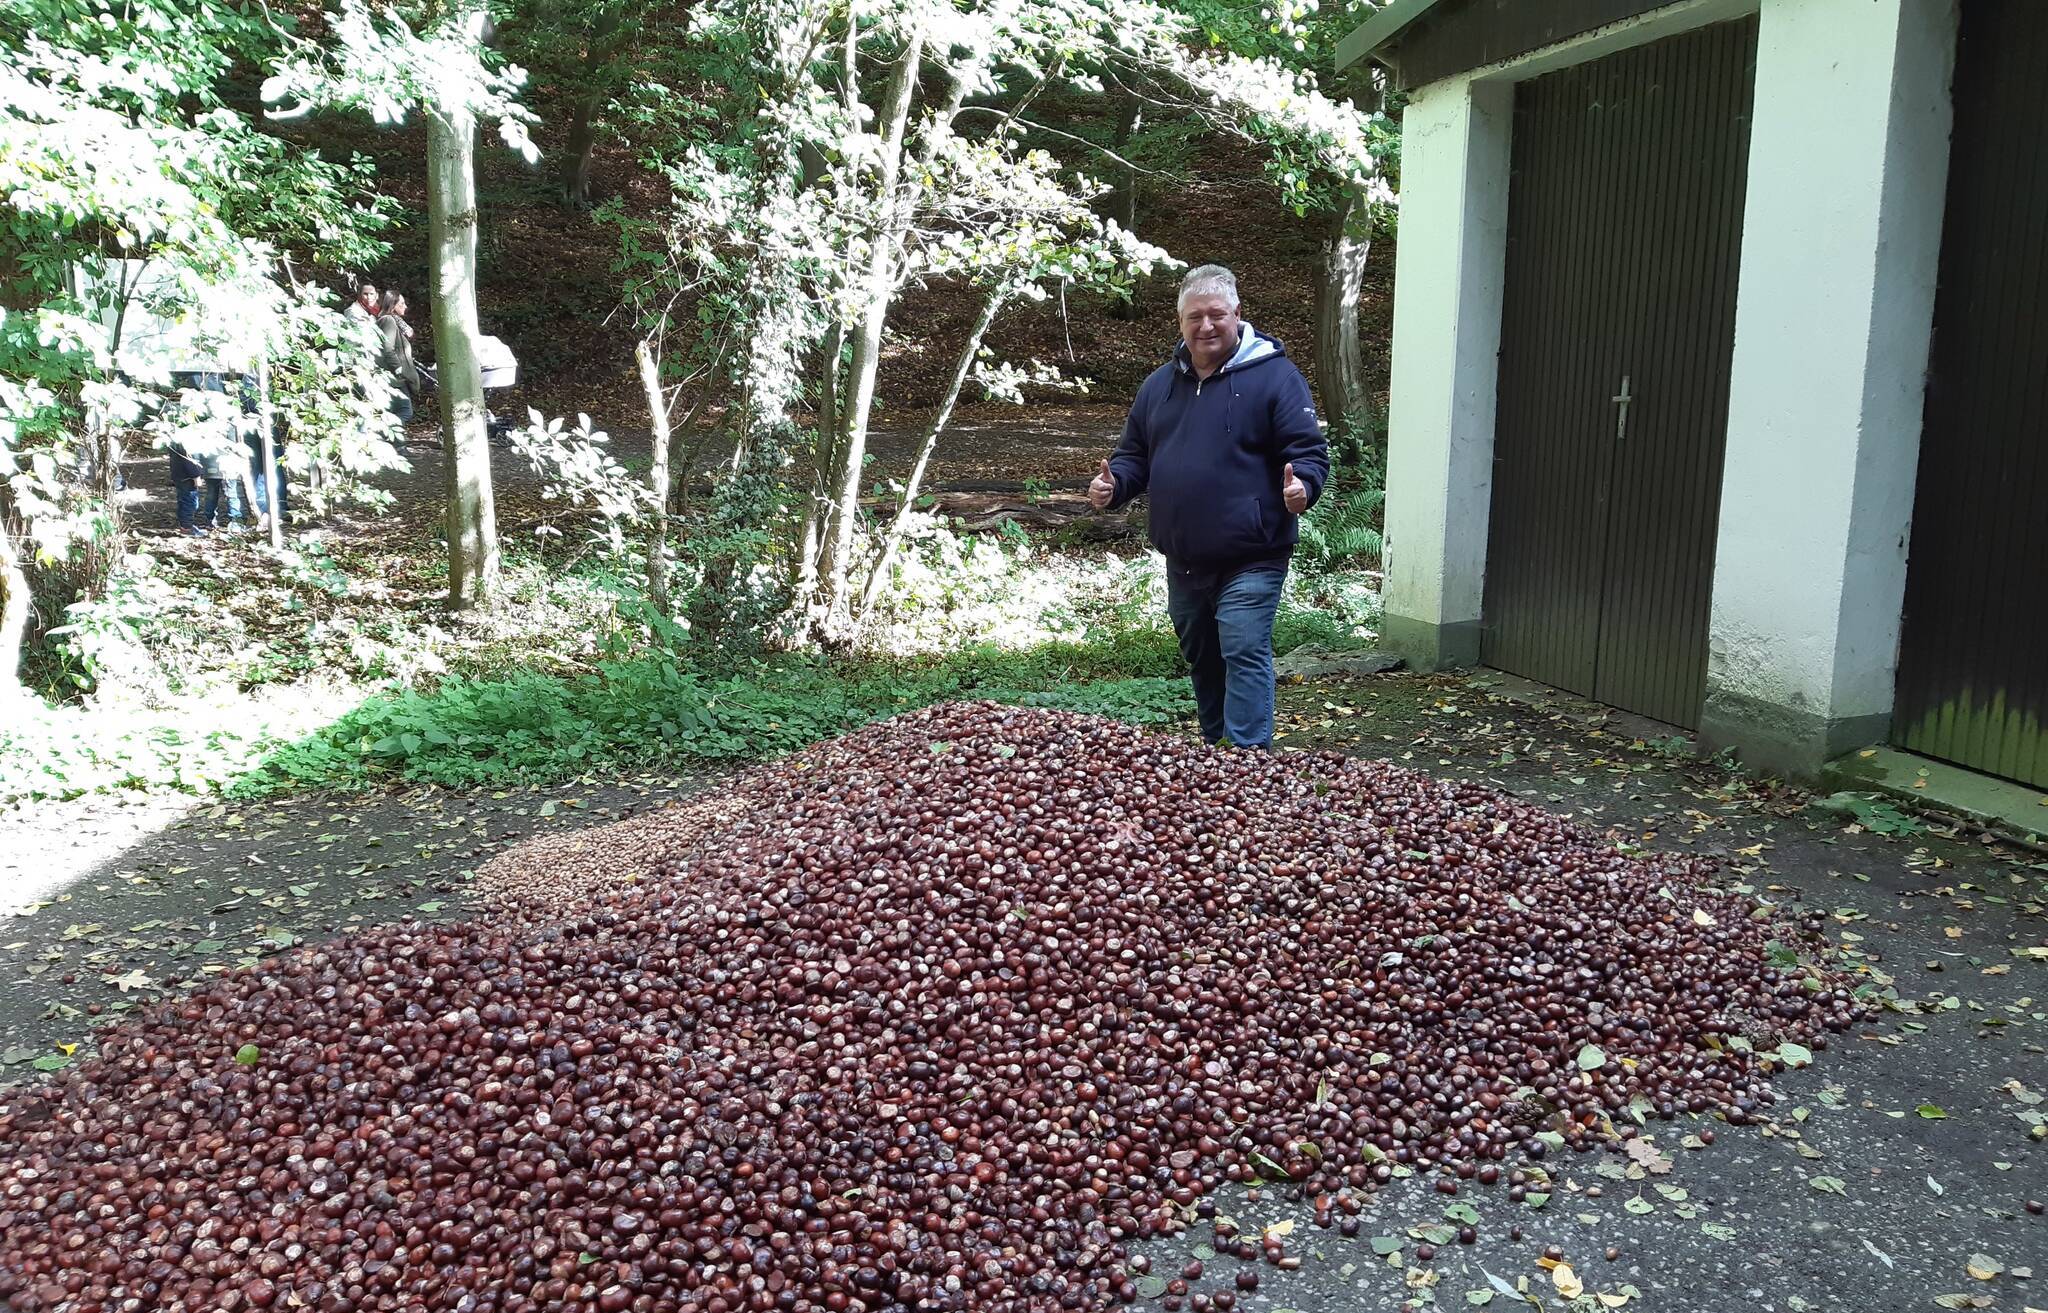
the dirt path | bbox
[5,673,2044,1311]
[116,403,1132,551]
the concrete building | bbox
[1339,0,2047,793]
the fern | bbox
[1298,479,1385,569]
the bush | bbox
[1297,452,1386,571]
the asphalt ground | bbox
[3,670,2044,1312]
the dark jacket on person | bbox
[377,313,421,397]
[1104,324,1330,569]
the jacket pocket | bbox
[1220,496,1268,558]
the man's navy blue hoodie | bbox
[1104,323,1330,569]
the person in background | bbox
[167,432,206,537]
[375,290,421,423]
[236,375,288,531]
[165,371,224,537]
[346,280,379,328]
[197,413,251,534]
[248,409,290,529]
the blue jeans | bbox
[201,476,244,527]
[251,463,287,520]
[1165,560,1288,749]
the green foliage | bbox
[1161,0,1397,221]
[0,0,401,688]
[680,423,802,647]
[240,647,1200,794]
[1297,447,1386,570]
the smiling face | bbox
[1178,292,1241,376]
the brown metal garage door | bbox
[1892,0,2048,791]
[1482,17,1757,730]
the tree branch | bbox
[953,107,1166,177]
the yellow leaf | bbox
[1600,1293,1634,1309]
[1945,926,1964,939]
[1264,1220,1295,1239]
[1552,1263,1584,1300]
[56,1041,78,1056]
[1692,908,1717,928]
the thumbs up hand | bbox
[1089,458,1117,510]
[1282,462,1309,515]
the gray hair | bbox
[1177,264,1240,313]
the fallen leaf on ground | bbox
[1624,1137,1673,1174]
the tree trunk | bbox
[857,285,1005,619]
[428,102,500,610]
[560,9,622,206]
[822,27,925,631]
[793,321,845,616]
[1313,187,1373,447]
[562,96,602,207]
[258,358,282,549]
[0,504,28,697]
[636,339,672,615]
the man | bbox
[1090,264,1329,750]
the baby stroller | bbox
[416,333,521,442]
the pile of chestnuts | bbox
[0,703,1860,1313]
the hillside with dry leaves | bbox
[319,98,1393,441]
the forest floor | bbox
[6,670,2044,1313]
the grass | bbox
[235,603,1369,795]
[4,520,1378,803]
[2,602,1371,802]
